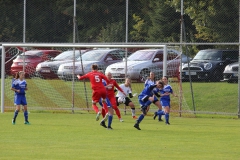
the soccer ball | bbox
[118,97,126,104]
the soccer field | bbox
[0,112,239,160]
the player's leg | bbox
[133,98,146,130]
[125,97,137,119]
[153,100,163,121]
[12,95,20,124]
[92,91,102,121]
[164,106,170,125]
[110,96,122,122]
[22,96,30,124]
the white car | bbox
[57,49,131,80]
[105,49,181,81]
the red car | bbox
[11,50,61,77]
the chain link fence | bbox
[1,0,239,117]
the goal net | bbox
[1,43,192,117]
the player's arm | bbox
[77,74,88,80]
[113,81,126,96]
[25,83,28,91]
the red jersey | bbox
[106,79,124,96]
[79,71,109,91]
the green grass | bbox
[1,78,239,116]
[0,112,239,160]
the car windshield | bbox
[77,50,106,61]
[193,50,222,61]
[16,52,43,59]
[127,50,155,61]
[53,50,80,60]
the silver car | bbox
[105,49,181,81]
[57,49,131,80]
[223,62,238,83]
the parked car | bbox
[11,50,61,77]
[36,50,87,79]
[223,62,238,83]
[0,46,19,76]
[57,49,131,80]
[181,49,239,82]
[105,49,182,81]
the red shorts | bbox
[92,89,107,103]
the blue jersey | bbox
[139,84,156,97]
[144,79,155,87]
[12,79,27,95]
[160,84,173,101]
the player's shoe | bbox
[134,123,141,130]
[119,118,124,122]
[24,121,30,125]
[12,119,16,125]
[107,126,113,130]
[96,112,101,121]
[158,119,163,122]
[132,116,138,119]
[100,121,107,128]
[165,122,170,125]
[153,112,157,120]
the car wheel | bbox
[211,69,222,82]
[139,69,150,82]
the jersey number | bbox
[95,75,100,82]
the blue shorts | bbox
[14,95,27,106]
[161,99,170,108]
[99,97,112,108]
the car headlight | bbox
[224,65,231,71]
[204,63,212,70]
[36,64,41,70]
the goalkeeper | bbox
[115,78,138,120]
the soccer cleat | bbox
[12,119,16,125]
[24,121,30,125]
[153,112,157,120]
[165,122,170,125]
[134,123,141,130]
[96,112,101,121]
[119,118,124,122]
[107,126,113,130]
[100,121,107,128]
[132,116,138,119]
[158,119,163,122]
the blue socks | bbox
[108,115,113,127]
[24,111,28,122]
[13,110,19,121]
[137,114,145,124]
[144,100,152,108]
[165,113,169,123]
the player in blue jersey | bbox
[11,71,30,125]
[145,72,163,121]
[159,76,178,125]
[134,81,166,130]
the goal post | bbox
[1,43,186,116]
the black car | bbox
[181,49,239,82]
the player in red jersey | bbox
[103,72,126,122]
[77,64,114,129]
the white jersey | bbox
[116,84,132,98]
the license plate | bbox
[233,73,238,77]
[41,70,50,73]
[185,72,196,75]
[112,73,120,76]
